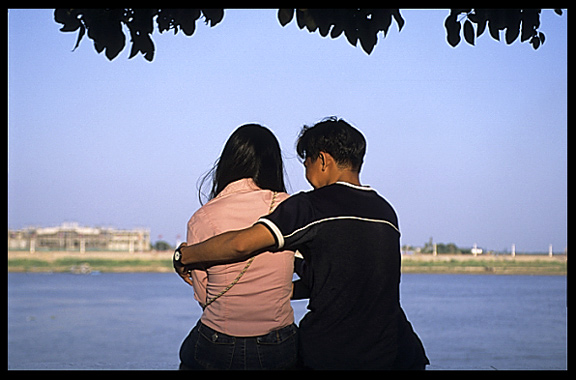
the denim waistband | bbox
[198,321,297,344]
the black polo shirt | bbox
[257,182,428,370]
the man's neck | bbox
[330,170,361,187]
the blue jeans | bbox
[179,321,298,370]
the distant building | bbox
[8,222,150,253]
[471,243,483,256]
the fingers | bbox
[182,272,194,287]
[176,267,195,287]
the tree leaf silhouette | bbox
[444,13,461,47]
[277,9,294,26]
[463,20,475,45]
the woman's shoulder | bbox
[190,187,290,222]
[187,203,217,232]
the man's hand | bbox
[175,264,194,286]
[173,242,194,286]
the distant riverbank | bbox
[7,251,567,275]
[7,251,174,274]
[401,253,567,275]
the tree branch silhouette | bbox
[54,9,563,62]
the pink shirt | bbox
[187,178,294,337]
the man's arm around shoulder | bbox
[180,223,276,266]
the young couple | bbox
[174,117,429,370]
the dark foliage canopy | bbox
[54,9,563,62]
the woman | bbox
[177,124,297,370]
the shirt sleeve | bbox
[256,192,316,252]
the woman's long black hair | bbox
[198,124,287,205]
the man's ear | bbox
[318,152,327,171]
[318,152,336,171]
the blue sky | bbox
[8,9,567,252]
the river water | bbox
[7,273,566,370]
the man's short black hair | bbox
[296,117,366,173]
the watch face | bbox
[174,251,181,261]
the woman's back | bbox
[187,178,294,337]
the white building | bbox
[8,223,150,253]
[471,243,483,256]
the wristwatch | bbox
[173,243,186,269]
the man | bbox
[175,117,429,369]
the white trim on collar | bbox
[335,181,373,191]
